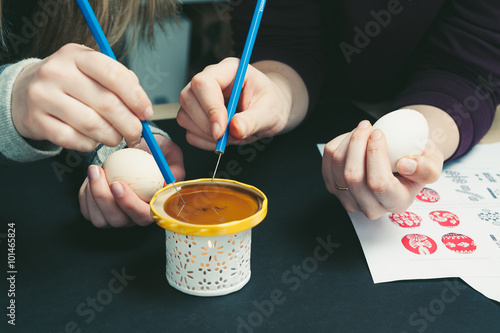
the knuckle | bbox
[220,57,238,66]
[185,132,198,146]
[367,178,391,195]
[103,61,125,83]
[323,141,337,157]
[206,106,221,120]
[35,60,61,82]
[176,109,189,128]
[128,69,140,84]
[104,133,123,147]
[80,115,104,136]
[331,150,345,167]
[59,43,79,54]
[107,217,128,228]
[130,121,143,138]
[344,167,363,187]
[78,140,99,152]
[135,217,153,227]
[98,94,121,113]
[122,122,142,145]
[364,210,384,221]
[189,72,207,91]
[90,189,109,203]
[129,86,149,111]
[325,183,336,194]
[366,141,385,154]
[178,87,191,107]
[92,221,108,229]
[26,82,48,107]
[45,126,68,145]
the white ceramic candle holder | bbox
[150,178,267,297]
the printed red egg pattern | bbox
[401,234,437,255]
[441,233,477,254]
[428,211,460,227]
[416,187,440,203]
[390,212,422,228]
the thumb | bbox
[396,155,443,185]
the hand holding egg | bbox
[322,108,439,220]
[372,109,429,172]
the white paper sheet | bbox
[317,142,500,302]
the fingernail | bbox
[143,106,153,119]
[358,120,370,129]
[88,165,100,181]
[212,122,222,140]
[110,182,124,197]
[397,158,418,175]
[371,129,383,140]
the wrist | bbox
[253,60,309,133]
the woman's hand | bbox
[322,120,444,220]
[78,135,185,228]
[177,58,307,150]
[12,43,153,151]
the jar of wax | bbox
[150,178,268,297]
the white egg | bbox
[102,148,165,202]
[372,109,429,172]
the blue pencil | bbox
[76,0,177,186]
[212,0,267,179]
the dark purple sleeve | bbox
[391,0,500,160]
[230,0,326,111]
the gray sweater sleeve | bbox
[0,58,63,164]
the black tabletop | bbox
[1,100,499,333]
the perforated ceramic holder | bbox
[150,178,267,297]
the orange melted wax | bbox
[163,184,259,225]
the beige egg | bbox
[372,109,429,172]
[103,148,165,202]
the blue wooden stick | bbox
[76,0,176,185]
[215,0,267,155]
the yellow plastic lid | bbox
[150,178,268,236]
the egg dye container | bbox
[150,178,267,297]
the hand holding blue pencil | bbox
[75,0,177,186]
[212,0,267,179]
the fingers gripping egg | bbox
[103,148,165,202]
[372,109,429,172]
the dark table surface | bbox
[1,100,499,333]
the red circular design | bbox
[401,234,437,255]
[441,233,477,254]
[429,211,460,227]
[416,187,440,203]
[389,212,422,228]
